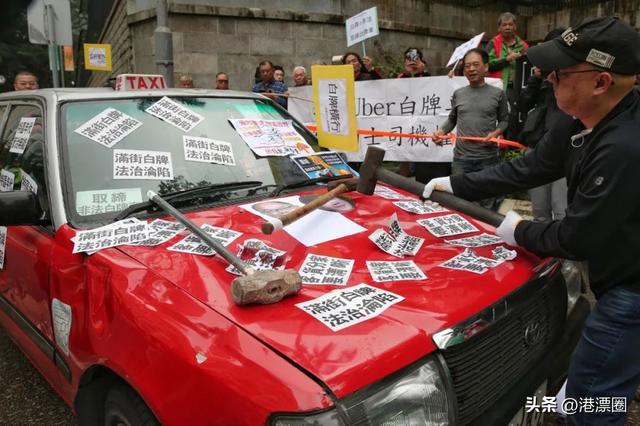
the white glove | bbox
[496,210,523,246]
[422,176,453,199]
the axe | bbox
[355,146,504,227]
[147,191,301,306]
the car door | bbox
[0,100,55,345]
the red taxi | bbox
[0,81,589,425]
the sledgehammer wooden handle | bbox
[261,183,349,234]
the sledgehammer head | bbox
[356,146,387,195]
[231,269,302,305]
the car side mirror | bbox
[0,191,46,226]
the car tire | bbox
[104,383,160,426]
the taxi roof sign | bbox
[115,74,167,91]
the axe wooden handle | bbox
[261,183,349,234]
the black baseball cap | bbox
[527,16,640,75]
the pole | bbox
[58,46,65,87]
[361,41,367,57]
[155,0,174,87]
[45,4,60,88]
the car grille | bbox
[441,271,566,425]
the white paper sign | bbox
[439,249,502,274]
[366,260,427,282]
[74,108,142,148]
[346,7,379,46]
[369,214,424,258]
[183,135,235,165]
[52,298,72,356]
[72,220,150,254]
[296,283,404,332]
[75,188,143,216]
[446,232,503,248]
[374,184,413,200]
[229,118,314,157]
[447,32,486,67]
[417,213,478,237]
[9,117,36,154]
[492,246,517,261]
[241,196,366,247]
[20,171,38,194]
[0,170,15,192]
[135,219,185,246]
[168,224,242,256]
[393,200,448,215]
[0,226,6,269]
[299,254,354,286]
[226,239,286,275]
[113,149,173,180]
[319,79,348,135]
[145,96,204,132]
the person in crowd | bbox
[274,66,285,82]
[487,12,529,138]
[13,71,39,91]
[342,52,380,81]
[178,74,194,88]
[517,28,569,222]
[215,72,229,90]
[425,17,640,426]
[397,47,430,78]
[433,48,508,210]
[292,66,309,87]
[252,60,288,109]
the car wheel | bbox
[104,383,160,426]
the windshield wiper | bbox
[113,181,263,221]
[270,174,353,196]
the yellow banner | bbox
[63,46,75,71]
[83,43,112,71]
[311,65,358,152]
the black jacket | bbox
[451,90,640,298]
[517,75,568,147]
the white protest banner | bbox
[229,118,314,157]
[74,108,142,149]
[72,220,150,254]
[369,213,424,257]
[183,136,235,165]
[75,188,143,216]
[145,96,204,132]
[20,171,38,194]
[296,283,404,332]
[135,219,185,246]
[417,213,478,238]
[299,254,354,286]
[393,200,448,215]
[0,226,6,269]
[9,117,37,155]
[446,32,485,67]
[0,170,15,192]
[439,249,502,274]
[289,76,502,161]
[52,299,72,356]
[446,232,502,248]
[167,225,241,256]
[366,260,427,282]
[492,246,517,261]
[346,7,379,47]
[113,149,173,180]
[226,239,286,276]
[374,184,413,200]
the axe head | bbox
[356,146,387,195]
[231,269,302,305]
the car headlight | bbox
[561,260,584,315]
[271,357,452,426]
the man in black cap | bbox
[424,16,640,425]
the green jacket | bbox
[487,34,529,89]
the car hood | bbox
[118,188,541,398]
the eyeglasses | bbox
[550,69,602,81]
[216,79,229,83]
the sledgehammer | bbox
[147,191,301,306]
[355,146,504,227]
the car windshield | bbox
[61,96,318,225]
